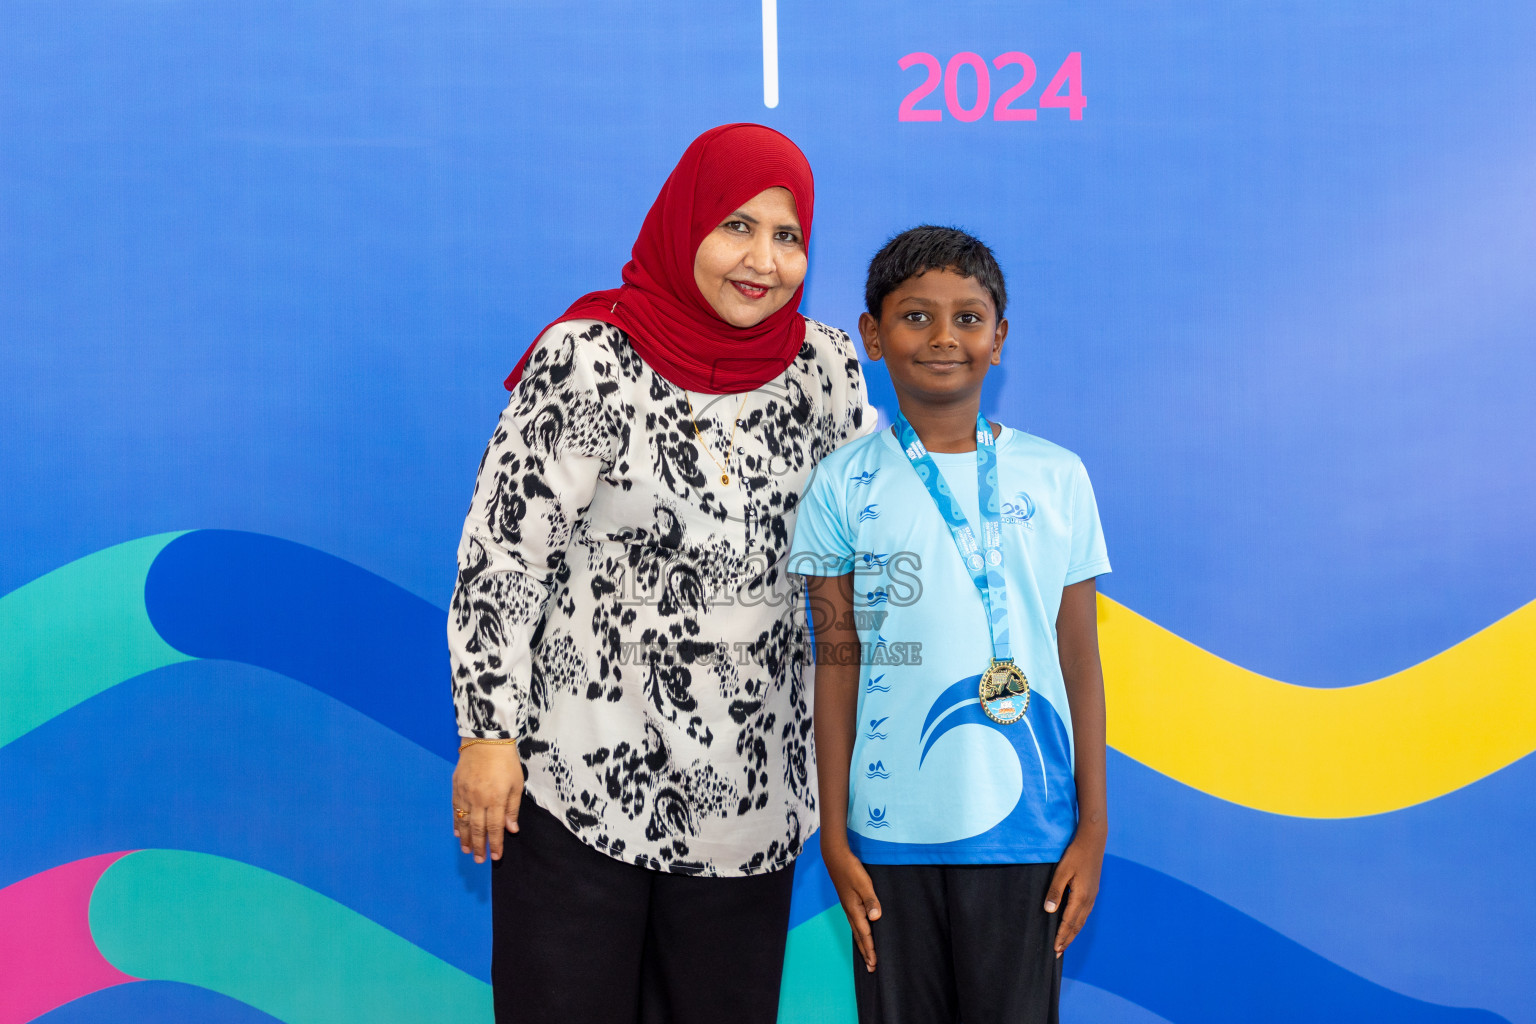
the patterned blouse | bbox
[450,318,871,876]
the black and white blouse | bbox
[450,318,871,876]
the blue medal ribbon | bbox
[892,413,1028,724]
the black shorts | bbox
[853,861,1063,1024]
[491,795,796,1024]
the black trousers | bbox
[853,862,1063,1024]
[491,796,797,1024]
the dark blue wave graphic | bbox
[787,829,840,931]
[37,981,282,1024]
[1067,856,1508,1024]
[144,530,458,760]
[0,661,489,978]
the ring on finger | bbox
[454,807,469,819]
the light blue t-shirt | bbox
[789,424,1110,864]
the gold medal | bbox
[979,659,1029,725]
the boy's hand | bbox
[1045,826,1106,958]
[823,844,882,971]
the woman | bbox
[448,124,870,1023]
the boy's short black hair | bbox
[864,225,1007,319]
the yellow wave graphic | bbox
[1100,595,1536,817]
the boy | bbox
[789,226,1110,1024]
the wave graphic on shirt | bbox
[865,807,891,829]
[865,673,890,693]
[856,503,880,522]
[852,676,1078,857]
[849,470,879,487]
[865,760,891,780]
[865,716,890,740]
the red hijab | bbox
[504,124,815,394]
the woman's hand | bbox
[823,843,882,971]
[1045,824,1106,957]
[451,743,524,864]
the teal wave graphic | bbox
[89,850,491,1024]
[0,532,190,747]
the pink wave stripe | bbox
[0,852,139,1024]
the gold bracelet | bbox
[459,737,519,751]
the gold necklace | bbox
[685,391,750,486]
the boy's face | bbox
[858,267,1007,407]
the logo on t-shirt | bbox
[1002,490,1036,526]
[866,760,891,779]
[866,673,890,693]
[866,716,890,739]
[858,503,880,522]
[850,470,880,487]
[866,806,891,829]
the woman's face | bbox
[693,187,807,328]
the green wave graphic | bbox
[89,850,492,1024]
[0,533,191,747]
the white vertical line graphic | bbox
[761,0,779,108]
